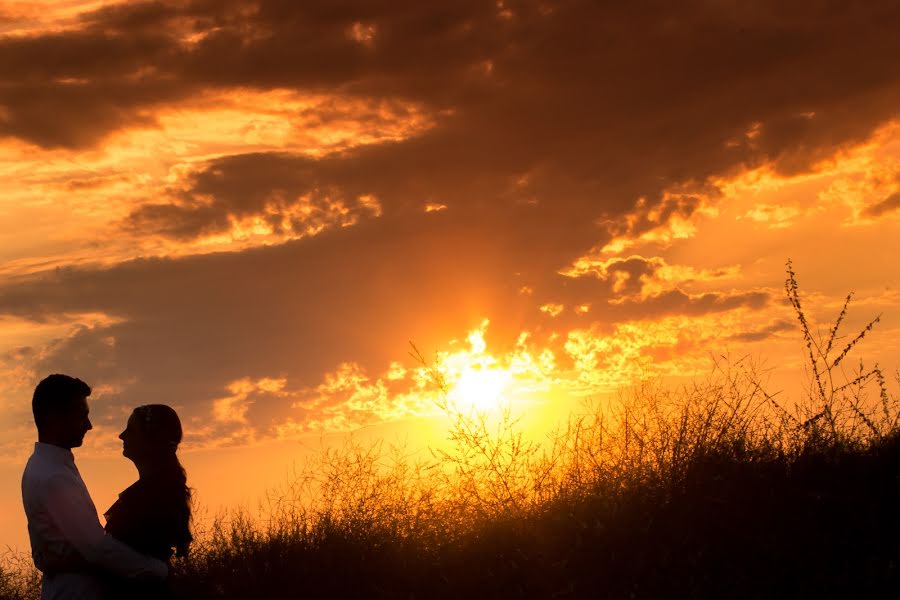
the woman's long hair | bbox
[134,404,193,557]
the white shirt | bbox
[21,442,168,600]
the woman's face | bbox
[119,412,151,462]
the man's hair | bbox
[32,374,91,429]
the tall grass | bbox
[0,553,39,600]
[3,262,899,599]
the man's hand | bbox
[36,546,96,576]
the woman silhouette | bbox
[104,405,192,599]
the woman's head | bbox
[120,404,182,462]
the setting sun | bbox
[424,320,524,416]
[448,365,512,414]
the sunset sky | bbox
[2,0,899,552]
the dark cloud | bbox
[126,152,383,240]
[538,254,746,312]
[864,192,900,218]
[726,319,793,343]
[35,324,119,377]
[607,289,770,320]
[0,0,896,233]
[123,144,614,289]
[0,22,186,147]
[63,173,136,191]
[1,213,536,417]
[0,78,182,149]
[576,256,660,297]
[527,288,773,362]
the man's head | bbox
[32,374,93,449]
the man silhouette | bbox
[21,374,168,599]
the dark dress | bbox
[103,478,189,600]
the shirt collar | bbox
[34,442,76,466]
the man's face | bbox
[59,396,92,449]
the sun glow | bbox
[448,365,512,413]
[428,320,520,415]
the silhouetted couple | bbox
[21,374,192,600]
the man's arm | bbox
[43,474,168,580]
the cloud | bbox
[539,303,564,317]
[163,360,435,449]
[563,315,721,391]
[0,0,896,258]
[126,152,385,241]
[0,213,544,429]
[594,188,721,255]
[606,289,770,318]
[864,192,900,217]
[561,255,741,300]
[741,204,803,228]
[726,319,794,343]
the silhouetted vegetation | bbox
[3,262,899,599]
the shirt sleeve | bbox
[43,473,168,580]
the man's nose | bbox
[86,419,93,431]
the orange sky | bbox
[1,0,899,553]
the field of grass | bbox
[3,262,899,599]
